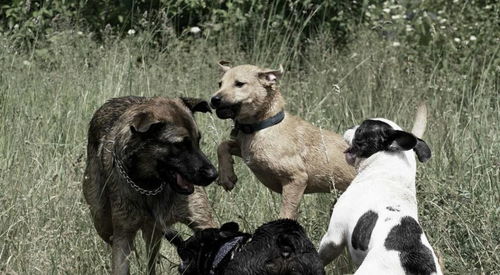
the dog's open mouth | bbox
[214,104,240,119]
[171,172,195,195]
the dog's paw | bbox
[218,173,238,191]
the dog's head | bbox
[165,222,247,275]
[210,61,283,121]
[253,219,326,275]
[343,118,431,167]
[116,97,217,195]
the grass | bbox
[0,28,498,274]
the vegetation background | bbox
[0,0,498,274]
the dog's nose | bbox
[211,95,222,107]
[203,166,218,182]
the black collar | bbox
[232,111,285,136]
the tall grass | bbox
[0,28,498,274]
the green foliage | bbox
[360,0,500,62]
[0,0,81,46]
[2,0,498,67]
[0,0,361,50]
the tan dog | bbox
[211,62,355,219]
[83,96,218,275]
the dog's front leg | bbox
[111,231,136,275]
[172,186,219,230]
[217,140,240,191]
[279,174,308,219]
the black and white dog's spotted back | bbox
[319,104,442,274]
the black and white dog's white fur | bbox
[318,104,442,274]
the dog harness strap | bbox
[210,236,245,274]
[234,110,285,135]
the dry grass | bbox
[0,30,498,274]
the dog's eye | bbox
[235,81,245,88]
[182,137,191,146]
[218,81,222,88]
[174,137,191,148]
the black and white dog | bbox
[166,219,325,275]
[318,104,443,274]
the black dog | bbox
[166,219,325,275]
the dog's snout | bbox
[211,95,222,107]
[202,166,218,182]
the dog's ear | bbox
[387,130,418,151]
[180,97,211,113]
[276,234,295,258]
[258,64,284,84]
[164,230,184,248]
[387,130,431,162]
[414,138,432,162]
[219,222,239,237]
[218,60,231,72]
[130,112,163,134]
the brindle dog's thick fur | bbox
[83,96,218,275]
[211,62,355,219]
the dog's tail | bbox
[411,102,427,138]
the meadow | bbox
[0,25,498,274]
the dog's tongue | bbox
[176,173,194,194]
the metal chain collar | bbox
[113,152,166,196]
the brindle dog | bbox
[83,96,218,275]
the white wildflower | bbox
[23,60,31,66]
[391,15,402,20]
[77,31,83,36]
[469,35,477,41]
[383,8,390,13]
[127,29,136,36]
[189,26,201,34]
[392,41,401,47]
[454,38,461,43]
